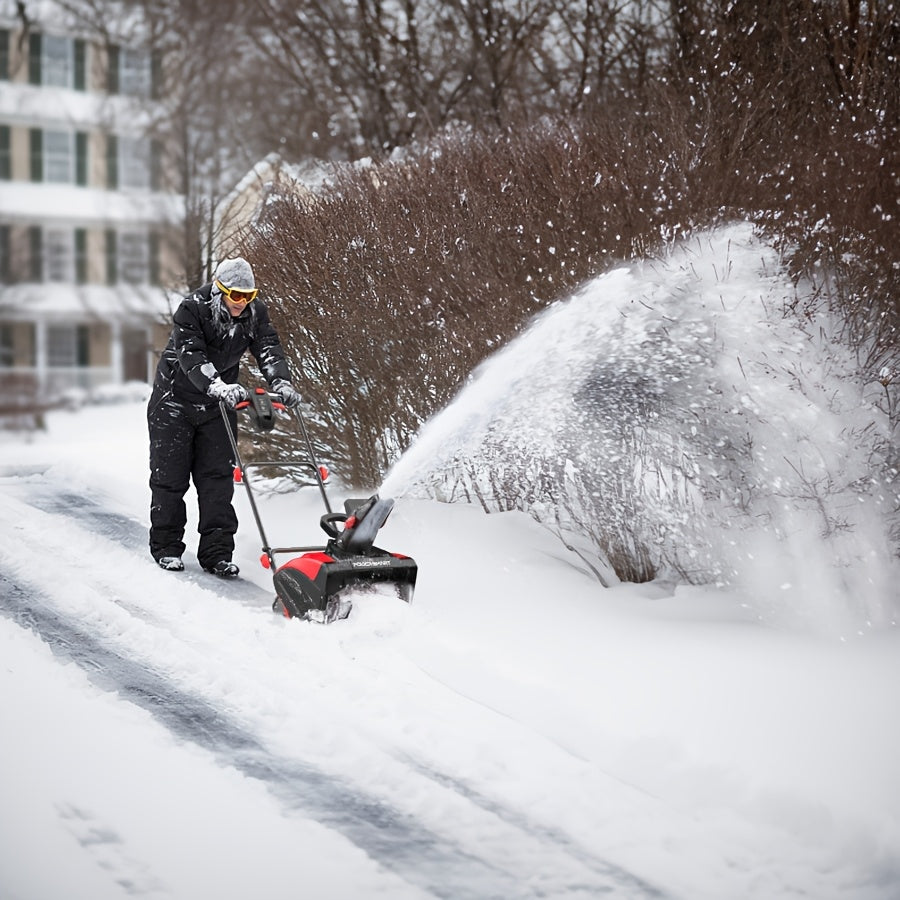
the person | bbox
[147,256,301,577]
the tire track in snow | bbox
[0,573,667,900]
[0,575,497,898]
[5,479,274,608]
[395,754,667,899]
[0,476,672,899]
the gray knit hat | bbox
[214,257,255,292]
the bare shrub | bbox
[239,2,899,578]
[245,113,675,486]
[244,68,898,486]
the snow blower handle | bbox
[221,389,333,517]
[233,387,277,432]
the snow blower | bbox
[219,389,417,623]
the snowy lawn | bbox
[1,225,898,898]
[0,397,897,900]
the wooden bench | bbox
[0,373,58,431]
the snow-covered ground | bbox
[2,232,899,899]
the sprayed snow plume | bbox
[383,223,898,634]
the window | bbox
[108,45,158,98]
[105,229,154,284]
[47,324,89,368]
[1,323,36,366]
[27,229,92,283]
[24,227,76,282]
[44,131,75,183]
[47,325,76,366]
[30,129,88,184]
[108,135,153,191]
[28,33,86,90]
[45,229,74,282]
[42,35,72,87]
[119,136,151,190]
[119,231,149,284]
[121,47,152,97]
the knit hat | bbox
[213,257,255,292]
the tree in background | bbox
[246,0,670,156]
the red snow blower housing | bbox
[220,389,417,623]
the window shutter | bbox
[148,231,160,285]
[29,227,43,281]
[0,323,10,367]
[107,44,120,94]
[74,39,86,90]
[75,132,88,185]
[29,129,43,182]
[76,325,90,366]
[0,125,10,180]
[0,29,10,80]
[150,50,163,99]
[29,33,41,85]
[149,138,162,191]
[75,229,88,283]
[106,134,118,189]
[105,229,117,284]
[0,225,10,283]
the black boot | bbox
[206,560,239,578]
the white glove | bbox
[271,379,302,409]
[207,378,250,408]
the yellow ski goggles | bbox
[216,279,258,303]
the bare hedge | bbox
[243,79,898,493]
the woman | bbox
[147,257,300,577]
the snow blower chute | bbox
[220,389,417,623]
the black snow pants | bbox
[147,386,238,568]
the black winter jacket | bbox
[153,283,291,406]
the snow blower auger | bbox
[219,388,417,624]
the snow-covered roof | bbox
[0,82,154,132]
[1,181,183,226]
[0,282,174,323]
[226,152,283,203]
[219,153,334,214]
[277,156,336,194]
[214,154,336,253]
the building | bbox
[0,1,183,403]
[214,152,332,256]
